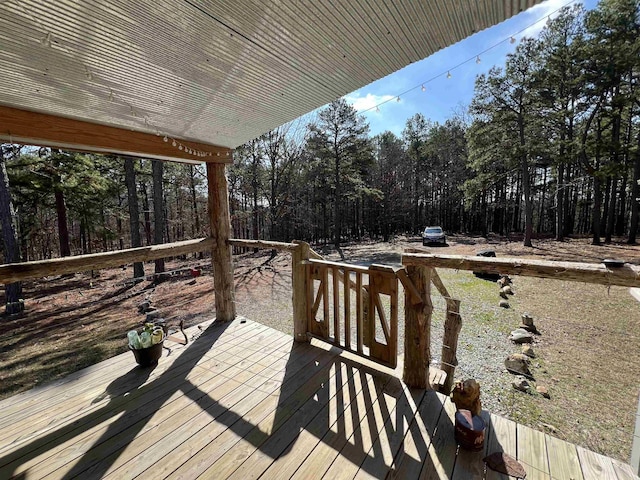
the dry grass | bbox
[1,234,639,462]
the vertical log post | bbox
[292,240,310,343]
[207,163,236,322]
[403,265,432,389]
[440,298,461,394]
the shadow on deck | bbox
[0,318,636,479]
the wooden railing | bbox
[305,259,398,368]
[400,252,640,391]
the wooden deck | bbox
[0,318,637,480]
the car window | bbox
[426,228,442,234]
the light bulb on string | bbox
[375,106,380,113]
[172,140,177,147]
[163,136,168,142]
[396,96,400,102]
[476,56,481,64]
[179,145,183,151]
[40,32,52,47]
[421,84,426,92]
[446,71,452,79]
[510,36,516,44]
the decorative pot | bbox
[130,341,163,367]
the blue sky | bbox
[344,0,598,138]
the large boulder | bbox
[509,329,533,344]
[505,353,532,377]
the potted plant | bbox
[127,322,165,366]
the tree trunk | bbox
[189,165,200,237]
[556,163,564,240]
[592,176,603,245]
[0,151,23,313]
[152,160,165,275]
[629,130,640,244]
[519,117,533,247]
[124,156,144,280]
[140,181,152,246]
[605,177,617,244]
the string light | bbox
[29,21,219,160]
[40,32,51,47]
[355,0,576,115]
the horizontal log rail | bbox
[402,253,640,288]
[228,239,298,251]
[307,258,371,274]
[0,238,215,284]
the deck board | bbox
[0,318,637,480]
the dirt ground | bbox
[1,233,639,462]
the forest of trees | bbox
[0,0,639,291]
[230,0,640,249]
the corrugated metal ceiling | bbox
[0,0,543,149]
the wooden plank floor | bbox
[0,318,637,480]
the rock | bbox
[504,354,531,377]
[146,310,161,321]
[536,385,550,398]
[502,285,514,295]
[499,299,510,308]
[519,323,540,334]
[512,376,531,393]
[521,313,534,326]
[509,329,533,344]
[138,300,151,313]
[541,423,557,433]
[499,291,508,299]
[521,345,535,358]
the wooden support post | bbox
[207,163,235,322]
[441,297,462,394]
[292,240,310,343]
[403,265,432,389]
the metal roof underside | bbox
[0,0,543,149]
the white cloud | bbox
[345,93,396,113]
[519,0,575,38]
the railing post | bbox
[403,265,432,389]
[207,163,236,322]
[292,240,310,342]
[440,297,461,393]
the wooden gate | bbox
[306,259,398,368]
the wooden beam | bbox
[440,298,461,394]
[229,239,298,251]
[402,265,432,389]
[0,105,232,164]
[402,253,640,288]
[0,238,214,284]
[291,241,310,343]
[207,163,236,322]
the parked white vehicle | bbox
[422,226,446,246]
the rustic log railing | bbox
[0,238,215,284]
[400,252,640,391]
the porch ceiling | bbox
[0,0,542,159]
